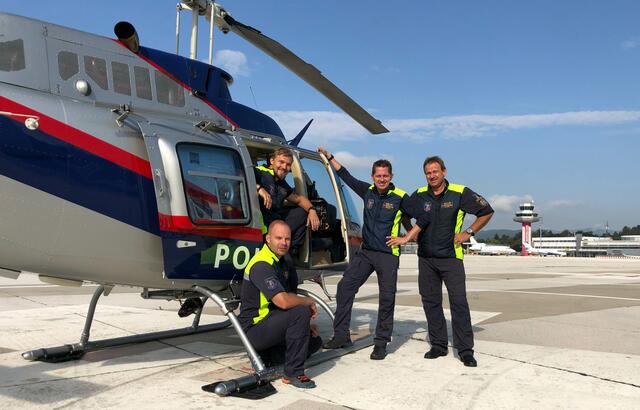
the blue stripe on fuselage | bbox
[0,116,161,235]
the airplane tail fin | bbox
[469,236,478,245]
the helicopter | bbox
[0,0,388,396]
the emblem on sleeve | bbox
[474,194,488,206]
[264,276,278,290]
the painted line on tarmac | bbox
[498,290,640,301]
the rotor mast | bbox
[176,0,213,63]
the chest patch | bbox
[383,202,395,210]
[424,201,432,212]
[442,201,454,208]
[367,198,375,209]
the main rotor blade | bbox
[216,10,389,134]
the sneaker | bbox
[424,346,448,359]
[178,298,203,317]
[323,337,353,349]
[370,344,387,360]
[282,374,316,389]
[459,353,477,367]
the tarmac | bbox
[1,255,639,409]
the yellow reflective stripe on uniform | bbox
[450,183,466,259]
[391,209,403,256]
[417,185,429,193]
[389,187,407,197]
[448,183,465,193]
[388,187,406,256]
[244,245,280,325]
[259,213,267,234]
[253,292,270,324]
[256,165,274,175]
[454,209,465,259]
[256,166,273,235]
[244,244,279,274]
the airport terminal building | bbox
[532,235,640,257]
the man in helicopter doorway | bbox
[254,147,321,257]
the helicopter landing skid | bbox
[21,284,232,363]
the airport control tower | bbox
[513,202,540,256]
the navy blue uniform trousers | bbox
[418,257,474,355]
[245,305,310,376]
[333,248,399,346]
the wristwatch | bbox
[465,228,475,236]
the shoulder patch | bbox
[474,194,488,206]
[264,276,279,291]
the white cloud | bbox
[622,37,640,50]
[488,194,533,213]
[386,111,640,141]
[265,110,640,142]
[544,199,581,209]
[265,111,365,144]
[333,151,391,171]
[215,49,250,77]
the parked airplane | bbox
[0,0,387,396]
[467,237,516,255]
[524,243,567,257]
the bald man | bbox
[238,220,321,389]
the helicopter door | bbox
[137,120,262,281]
[297,154,353,270]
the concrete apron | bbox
[0,300,638,409]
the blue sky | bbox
[2,1,639,231]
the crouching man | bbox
[238,220,321,388]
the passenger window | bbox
[177,144,249,224]
[112,61,131,95]
[0,39,26,72]
[84,56,108,90]
[155,70,185,107]
[58,51,78,80]
[134,66,152,100]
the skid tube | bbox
[205,287,369,397]
[22,284,232,363]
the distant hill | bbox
[476,229,520,240]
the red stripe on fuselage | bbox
[112,40,240,128]
[159,214,263,242]
[0,96,153,179]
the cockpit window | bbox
[134,66,152,100]
[0,39,26,72]
[155,70,185,107]
[84,56,108,90]
[57,51,78,80]
[112,61,131,96]
[177,144,249,224]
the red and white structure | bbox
[513,202,540,256]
